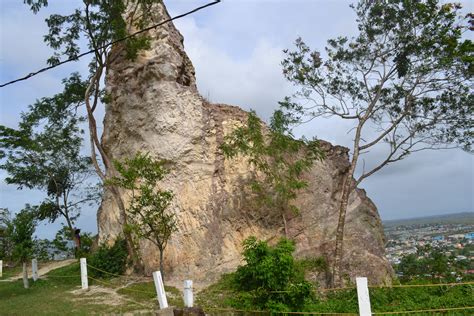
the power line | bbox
[0,0,221,88]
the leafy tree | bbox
[233,236,313,311]
[108,152,177,280]
[22,0,160,267]
[0,76,100,256]
[279,0,473,285]
[10,205,38,289]
[222,111,323,236]
[0,208,13,261]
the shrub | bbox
[232,236,314,311]
[88,238,128,278]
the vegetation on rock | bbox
[222,111,323,236]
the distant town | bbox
[384,212,474,270]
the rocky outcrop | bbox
[98,2,393,287]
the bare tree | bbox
[280,0,473,286]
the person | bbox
[74,228,81,249]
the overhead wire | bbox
[0,0,221,88]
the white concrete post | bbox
[153,271,168,309]
[184,280,193,307]
[80,258,88,290]
[0,260,3,278]
[356,277,372,316]
[32,258,38,281]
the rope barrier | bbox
[318,281,474,292]
[87,276,154,310]
[86,264,125,278]
[86,263,153,283]
[87,275,156,296]
[206,308,358,315]
[372,306,474,314]
[370,281,474,289]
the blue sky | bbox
[1,0,473,239]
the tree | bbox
[0,76,100,256]
[221,111,323,237]
[10,205,38,289]
[0,208,13,261]
[108,152,177,280]
[279,0,473,286]
[22,0,162,268]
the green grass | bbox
[0,264,23,280]
[195,273,474,315]
[117,281,183,308]
[0,262,161,315]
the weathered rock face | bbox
[98,2,393,287]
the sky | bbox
[0,0,473,239]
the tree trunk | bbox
[109,185,144,273]
[332,174,353,287]
[64,216,79,258]
[332,121,363,287]
[282,212,288,238]
[159,249,164,283]
[22,261,29,289]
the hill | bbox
[383,212,474,228]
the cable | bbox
[86,264,124,278]
[370,281,474,289]
[206,308,358,315]
[0,1,221,88]
[372,306,474,314]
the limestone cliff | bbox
[98,2,393,287]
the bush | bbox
[232,236,314,311]
[88,238,128,278]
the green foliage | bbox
[297,256,329,273]
[221,111,323,233]
[24,0,154,67]
[197,273,473,314]
[0,74,100,242]
[396,247,471,282]
[0,208,13,260]
[10,205,38,263]
[51,226,74,258]
[88,238,128,278]
[78,232,95,257]
[281,0,473,154]
[33,239,53,261]
[108,152,176,275]
[231,236,314,311]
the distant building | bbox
[433,235,444,241]
[465,232,474,240]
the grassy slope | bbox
[0,262,181,315]
[1,261,472,315]
[196,273,474,314]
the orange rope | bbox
[206,308,357,315]
[87,275,156,295]
[372,306,474,314]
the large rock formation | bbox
[98,2,393,287]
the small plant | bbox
[232,236,314,311]
[88,238,128,278]
[108,152,177,281]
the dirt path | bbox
[3,259,77,281]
